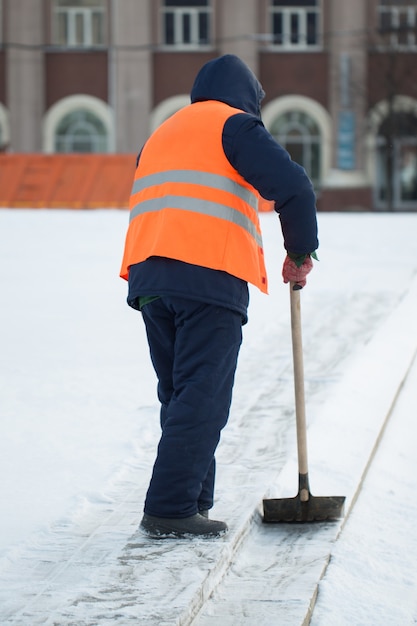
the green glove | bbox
[288,250,319,268]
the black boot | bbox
[140,512,227,539]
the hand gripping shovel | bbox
[263,282,345,523]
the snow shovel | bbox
[263,282,345,523]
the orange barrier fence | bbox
[0,153,274,211]
[0,154,136,209]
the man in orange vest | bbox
[120,54,318,539]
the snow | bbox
[0,209,417,625]
[311,356,417,626]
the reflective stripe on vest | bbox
[131,170,258,210]
[130,171,262,248]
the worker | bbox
[120,54,318,539]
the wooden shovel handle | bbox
[290,282,309,480]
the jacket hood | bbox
[190,54,265,118]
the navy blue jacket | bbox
[127,54,318,323]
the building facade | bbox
[1,0,417,211]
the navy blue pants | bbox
[141,296,242,518]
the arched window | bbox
[262,96,331,190]
[43,95,113,153]
[270,110,321,187]
[55,109,108,152]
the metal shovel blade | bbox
[263,473,346,523]
[263,493,346,523]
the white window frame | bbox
[262,95,331,185]
[161,2,212,50]
[269,1,321,51]
[378,4,417,49]
[43,95,114,153]
[54,110,108,153]
[52,2,106,48]
[273,114,321,185]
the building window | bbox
[270,110,321,187]
[378,1,417,48]
[162,0,211,48]
[52,0,107,47]
[55,109,108,152]
[376,111,417,210]
[270,0,320,49]
[44,95,113,153]
[0,102,10,152]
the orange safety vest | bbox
[120,100,268,293]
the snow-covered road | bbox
[1,210,417,624]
